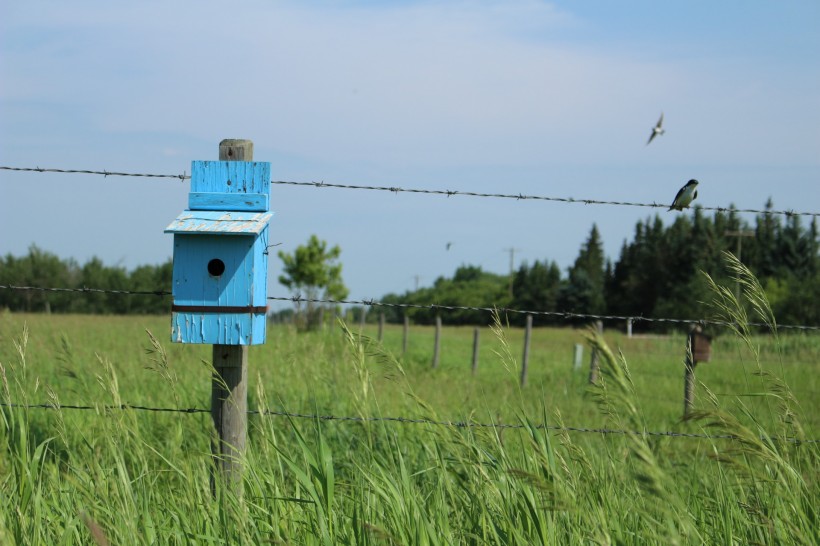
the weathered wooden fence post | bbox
[402,314,409,355]
[683,324,711,418]
[573,343,583,371]
[432,315,442,368]
[378,312,385,342]
[683,327,697,418]
[165,138,272,499]
[471,327,480,376]
[520,315,532,387]
[626,318,633,338]
[588,320,603,384]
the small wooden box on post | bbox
[691,328,712,363]
[683,324,712,417]
[164,139,272,498]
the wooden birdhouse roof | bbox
[164,210,273,235]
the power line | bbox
[1,402,815,443]
[2,284,819,331]
[2,165,816,218]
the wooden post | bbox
[588,320,603,384]
[683,325,698,418]
[626,318,633,338]
[378,312,385,342]
[402,314,409,355]
[573,344,583,371]
[520,315,532,387]
[432,315,441,368]
[211,138,252,497]
[471,327,480,375]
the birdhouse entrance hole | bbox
[208,258,226,277]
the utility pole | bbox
[413,275,422,291]
[503,247,520,298]
[724,230,755,299]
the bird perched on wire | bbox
[646,112,665,145]
[668,179,699,211]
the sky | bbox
[1,0,819,310]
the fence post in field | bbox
[165,138,270,499]
[588,320,604,384]
[520,315,533,387]
[209,139,256,498]
[471,327,480,375]
[432,315,442,368]
[682,324,711,418]
[573,343,583,371]
[626,318,633,338]
[683,327,697,418]
[402,314,409,355]
[378,312,385,342]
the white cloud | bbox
[1,1,683,166]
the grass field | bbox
[1,281,819,543]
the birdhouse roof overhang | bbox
[164,210,273,235]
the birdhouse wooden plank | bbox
[164,160,272,345]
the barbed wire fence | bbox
[2,165,818,218]
[1,165,819,448]
[1,402,817,444]
[3,284,819,331]
[1,282,819,442]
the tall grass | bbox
[0,258,818,544]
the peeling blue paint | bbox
[165,160,272,345]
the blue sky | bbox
[1,0,818,308]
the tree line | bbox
[2,200,818,329]
[377,201,819,330]
[0,247,172,314]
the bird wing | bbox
[647,113,664,145]
[671,185,687,206]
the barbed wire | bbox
[0,165,189,180]
[3,284,819,331]
[0,284,171,296]
[269,179,819,218]
[275,294,820,332]
[1,402,816,443]
[2,165,816,218]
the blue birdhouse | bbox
[164,161,273,345]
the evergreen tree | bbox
[560,224,605,314]
[748,198,781,279]
[511,260,562,325]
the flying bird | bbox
[668,179,699,211]
[646,112,665,145]
[446,242,453,251]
